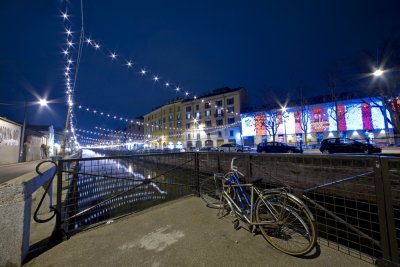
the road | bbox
[0,160,45,184]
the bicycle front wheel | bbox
[199,175,223,208]
[255,192,316,256]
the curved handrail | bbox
[33,160,58,223]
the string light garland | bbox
[61,2,244,149]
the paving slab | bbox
[24,197,374,267]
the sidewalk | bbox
[0,160,47,184]
[24,197,373,267]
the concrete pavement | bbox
[0,160,47,184]
[24,197,373,267]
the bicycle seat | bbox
[244,176,263,185]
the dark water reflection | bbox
[67,149,193,230]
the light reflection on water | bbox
[69,149,188,230]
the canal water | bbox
[66,149,194,230]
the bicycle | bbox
[218,157,317,256]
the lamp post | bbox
[18,98,48,162]
[281,107,289,144]
[371,67,391,145]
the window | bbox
[230,130,234,137]
[186,113,191,119]
[169,114,173,121]
[186,106,191,112]
[227,98,234,105]
[207,133,211,138]
[216,119,223,126]
[205,120,212,127]
[187,134,191,139]
[216,100,222,107]
[197,133,200,140]
[195,112,201,119]
[205,110,211,117]
[177,106,180,112]
[205,102,211,109]
[177,121,181,128]
[218,131,222,137]
[196,104,199,111]
[227,117,235,124]
[186,123,191,129]
[227,106,234,113]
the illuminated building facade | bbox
[241,97,393,146]
[144,87,247,149]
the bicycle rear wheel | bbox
[255,192,316,256]
[200,175,224,208]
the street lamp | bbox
[19,98,49,162]
[373,68,384,77]
[281,107,289,143]
[371,67,391,145]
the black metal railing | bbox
[51,151,400,265]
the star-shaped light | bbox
[126,61,133,68]
[140,69,147,75]
[63,49,69,55]
[185,92,189,96]
[175,86,180,92]
[67,41,73,47]
[61,11,69,20]
[93,110,97,113]
[78,105,82,109]
[94,43,100,49]
[153,75,159,82]
[110,53,117,60]
[100,112,104,115]
[194,96,197,99]
[66,29,72,36]
[86,108,90,111]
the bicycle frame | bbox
[222,170,279,227]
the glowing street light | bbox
[373,68,384,77]
[38,98,48,106]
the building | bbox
[125,117,145,150]
[144,87,247,149]
[0,117,22,165]
[241,96,393,147]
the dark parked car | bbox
[219,143,246,152]
[319,138,382,154]
[256,142,303,153]
[199,146,218,152]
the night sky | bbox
[1,0,399,131]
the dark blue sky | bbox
[1,0,399,130]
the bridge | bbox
[1,151,399,266]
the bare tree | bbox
[326,72,357,137]
[294,82,311,147]
[359,41,400,141]
[264,110,280,142]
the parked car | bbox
[256,141,303,153]
[319,138,381,154]
[219,143,246,152]
[199,146,218,152]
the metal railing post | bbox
[47,159,67,245]
[245,154,251,177]
[195,153,200,196]
[374,158,392,264]
[380,157,399,264]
